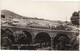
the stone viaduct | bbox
[1,26,79,45]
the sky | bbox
[1,0,80,21]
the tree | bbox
[1,14,5,18]
[70,11,79,25]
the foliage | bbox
[70,11,79,25]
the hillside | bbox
[1,10,64,28]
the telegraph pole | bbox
[66,17,67,24]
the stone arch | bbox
[53,33,70,50]
[35,32,51,47]
[22,30,32,44]
[4,29,13,35]
[4,29,15,43]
